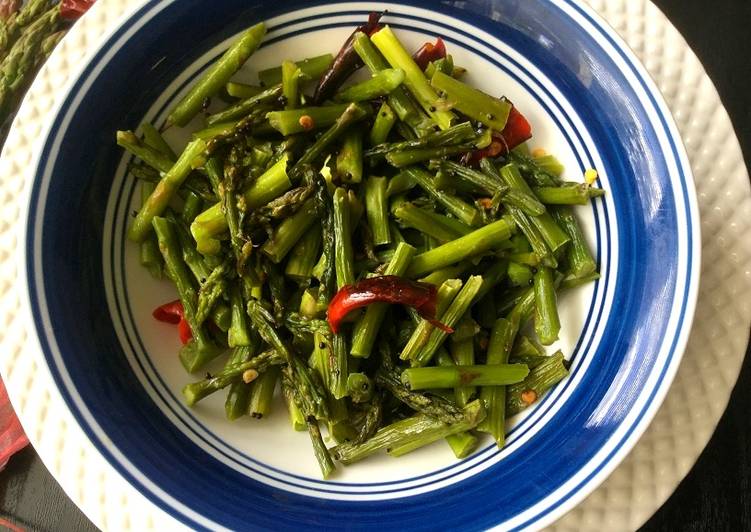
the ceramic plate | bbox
[1,1,741,530]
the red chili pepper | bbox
[412,37,447,70]
[153,300,192,344]
[462,106,533,166]
[312,12,383,104]
[177,317,193,345]
[60,0,96,21]
[498,106,532,151]
[327,275,453,334]
[153,299,184,324]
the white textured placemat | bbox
[0,1,747,530]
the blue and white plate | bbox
[20,0,699,529]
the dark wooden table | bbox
[0,1,749,530]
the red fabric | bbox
[0,0,20,21]
[60,0,96,20]
[0,378,28,470]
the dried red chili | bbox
[327,275,452,334]
[60,0,96,20]
[153,300,192,345]
[177,317,193,345]
[412,37,447,70]
[153,299,184,324]
[312,12,383,104]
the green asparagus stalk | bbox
[332,187,354,288]
[248,366,280,418]
[552,206,597,278]
[228,284,252,347]
[261,198,319,263]
[190,154,292,255]
[0,0,50,59]
[393,202,469,243]
[352,32,424,127]
[224,345,256,420]
[140,122,176,160]
[424,55,455,78]
[532,154,565,177]
[291,103,369,177]
[347,373,374,403]
[0,4,61,121]
[195,261,227,325]
[406,217,515,278]
[331,400,485,464]
[434,348,479,458]
[386,400,485,457]
[152,217,221,372]
[560,272,600,290]
[117,130,174,173]
[507,351,569,416]
[419,263,471,287]
[182,348,283,405]
[330,333,349,400]
[512,335,546,358]
[508,206,555,268]
[403,167,480,227]
[498,163,570,254]
[477,318,517,446]
[281,60,300,109]
[282,381,307,431]
[335,68,405,102]
[400,279,462,361]
[449,319,477,407]
[245,299,292,362]
[257,53,334,86]
[207,84,282,125]
[350,243,416,358]
[508,151,561,186]
[181,191,204,225]
[128,139,206,242]
[266,104,349,135]
[369,102,396,146]
[168,22,266,126]
[532,183,604,205]
[534,266,560,345]
[336,130,363,183]
[226,81,263,99]
[364,176,390,246]
[375,368,465,424]
[430,71,511,130]
[306,416,336,479]
[367,121,476,157]
[285,226,322,281]
[139,182,163,279]
[402,364,529,390]
[445,431,479,459]
[371,26,455,130]
[411,275,485,367]
[386,144,474,168]
[284,358,335,477]
[507,261,533,287]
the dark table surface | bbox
[1,1,750,530]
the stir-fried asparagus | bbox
[121,17,604,478]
